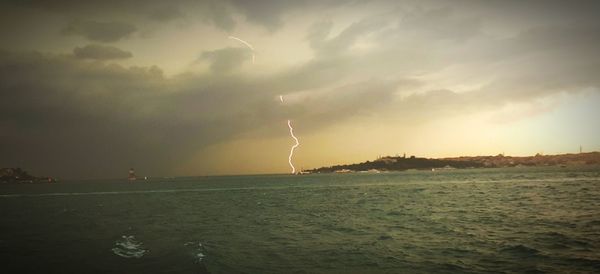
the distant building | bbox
[374,156,397,164]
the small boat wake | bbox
[112,235,147,258]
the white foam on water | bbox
[112,235,147,259]
[184,241,205,262]
[196,252,205,262]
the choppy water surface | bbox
[1,167,599,273]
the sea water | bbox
[1,167,599,273]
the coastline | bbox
[308,152,600,173]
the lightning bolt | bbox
[287,119,300,174]
[226,37,301,174]
[228,36,255,64]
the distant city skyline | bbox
[1,0,600,179]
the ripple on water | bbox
[112,235,147,259]
[535,232,592,250]
[499,244,541,257]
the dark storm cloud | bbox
[73,44,132,60]
[10,0,228,30]
[0,49,403,178]
[62,20,137,42]
[0,51,189,178]
[7,0,345,32]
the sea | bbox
[1,167,599,273]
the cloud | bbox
[200,47,251,73]
[73,44,132,60]
[229,0,346,32]
[5,0,355,34]
[399,7,482,42]
[229,0,291,31]
[62,19,137,42]
[0,51,171,178]
[204,1,237,32]
[308,16,389,56]
[148,6,182,22]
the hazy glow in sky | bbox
[1,0,599,178]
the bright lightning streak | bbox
[226,37,299,174]
[228,36,255,64]
[287,120,300,174]
[228,36,254,50]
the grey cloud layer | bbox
[73,44,133,60]
[62,20,137,42]
[200,47,252,73]
[8,0,345,32]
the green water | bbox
[1,167,599,273]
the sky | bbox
[1,0,600,179]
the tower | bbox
[128,168,137,181]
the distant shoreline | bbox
[3,152,599,181]
[0,168,57,184]
[307,152,600,174]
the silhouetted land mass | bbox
[308,152,600,173]
[0,168,56,183]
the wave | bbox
[535,232,591,250]
[112,235,147,259]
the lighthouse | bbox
[128,168,137,181]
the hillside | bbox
[308,152,600,173]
